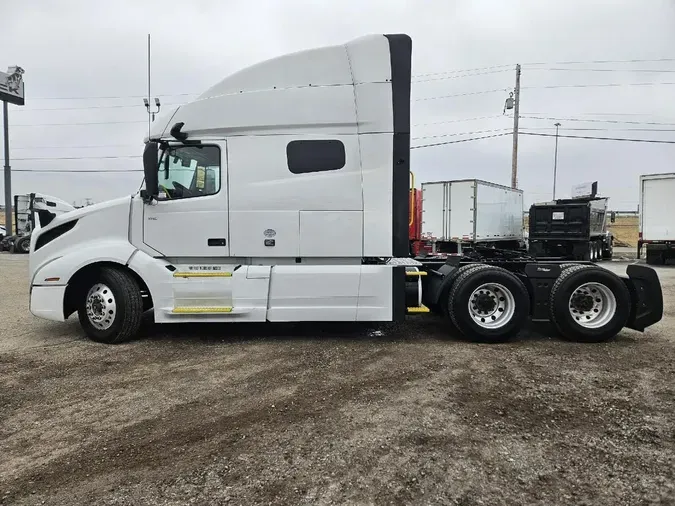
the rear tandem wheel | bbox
[445,265,530,343]
[549,264,630,342]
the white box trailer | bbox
[421,179,523,252]
[638,172,675,264]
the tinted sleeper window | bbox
[286,140,346,174]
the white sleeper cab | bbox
[29,34,663,344]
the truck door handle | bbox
[208,238,227,246]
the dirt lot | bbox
[1,254,673,506]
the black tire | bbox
[549,265,630,343]
[438,263,491,316]
[16,236,30,254]
[580,245,591,261]
[591,242,599,262]
[447,265,530,343]
[559,262,592,270]
[77,267,144,344]
[602,238,613,260]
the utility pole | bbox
[511,64,521,189]
[143,34,160,139]
[3,101,10,231]
[553,122,561,200]
[1,65,25,233]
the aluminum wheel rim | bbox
[467,282,515,329]
[85,283,117,330]
[568,282,616,329]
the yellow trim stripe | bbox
[172,306,233,314]
[173,272,232,278]
[405,271,427,277]
[407,305,430,314]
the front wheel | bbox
[16,236,30,254]
[549,265,630,342]
[447,265,530,343]
[77,267,144,344]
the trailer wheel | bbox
[77,267,144,344]
[549,265,630,343]
[447,265,530,343]
[602,237,613,260]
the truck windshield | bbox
[158,145,221,200]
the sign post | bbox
[0,66,25,235]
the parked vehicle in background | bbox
[638,172,675,265]
[528,182,614,261]
[1,193,74,253]
[411,179,524,256]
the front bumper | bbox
[623,264,663,332]
[30,285,67,322]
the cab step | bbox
[407,305,430,314]
[172,306,233,314]
[172,271,233,278]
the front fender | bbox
[31,240,137,287]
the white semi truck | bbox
[27,34,662,345]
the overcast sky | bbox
[2,0,675,209]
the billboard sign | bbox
[0,66,25,106]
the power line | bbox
[412,128,511,141]
[523,111,670,117]
[12,169,142,173]
[523,58,675,66]
[28,93,195,101]
[12,144,138,150]
[526,67,675,73]
[413,115,505,127]
[412,132,511,149]
[12,102,184,113]
[521,126,675,132]
[12,120,146,127]
[415,81,675,103]
[415,88,509,101]
[520,115,675,126]
[13,155,140,161]
[520,131,675,144]
[521,81,675,91]
[412,68,512,83]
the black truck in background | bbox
[528,191,615,262]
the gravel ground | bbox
[1,253,673,506]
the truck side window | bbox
[286,140,346,174]
[158,145,221,200]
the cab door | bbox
[143,142,229,258]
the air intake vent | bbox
[35,220,78,251]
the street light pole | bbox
[3,101,11,232]
[553,122,561,200]
[144,34,160,139]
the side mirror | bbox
[141,141,159,202]
[610,211,616,223]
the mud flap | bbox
[623,264,663,331]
